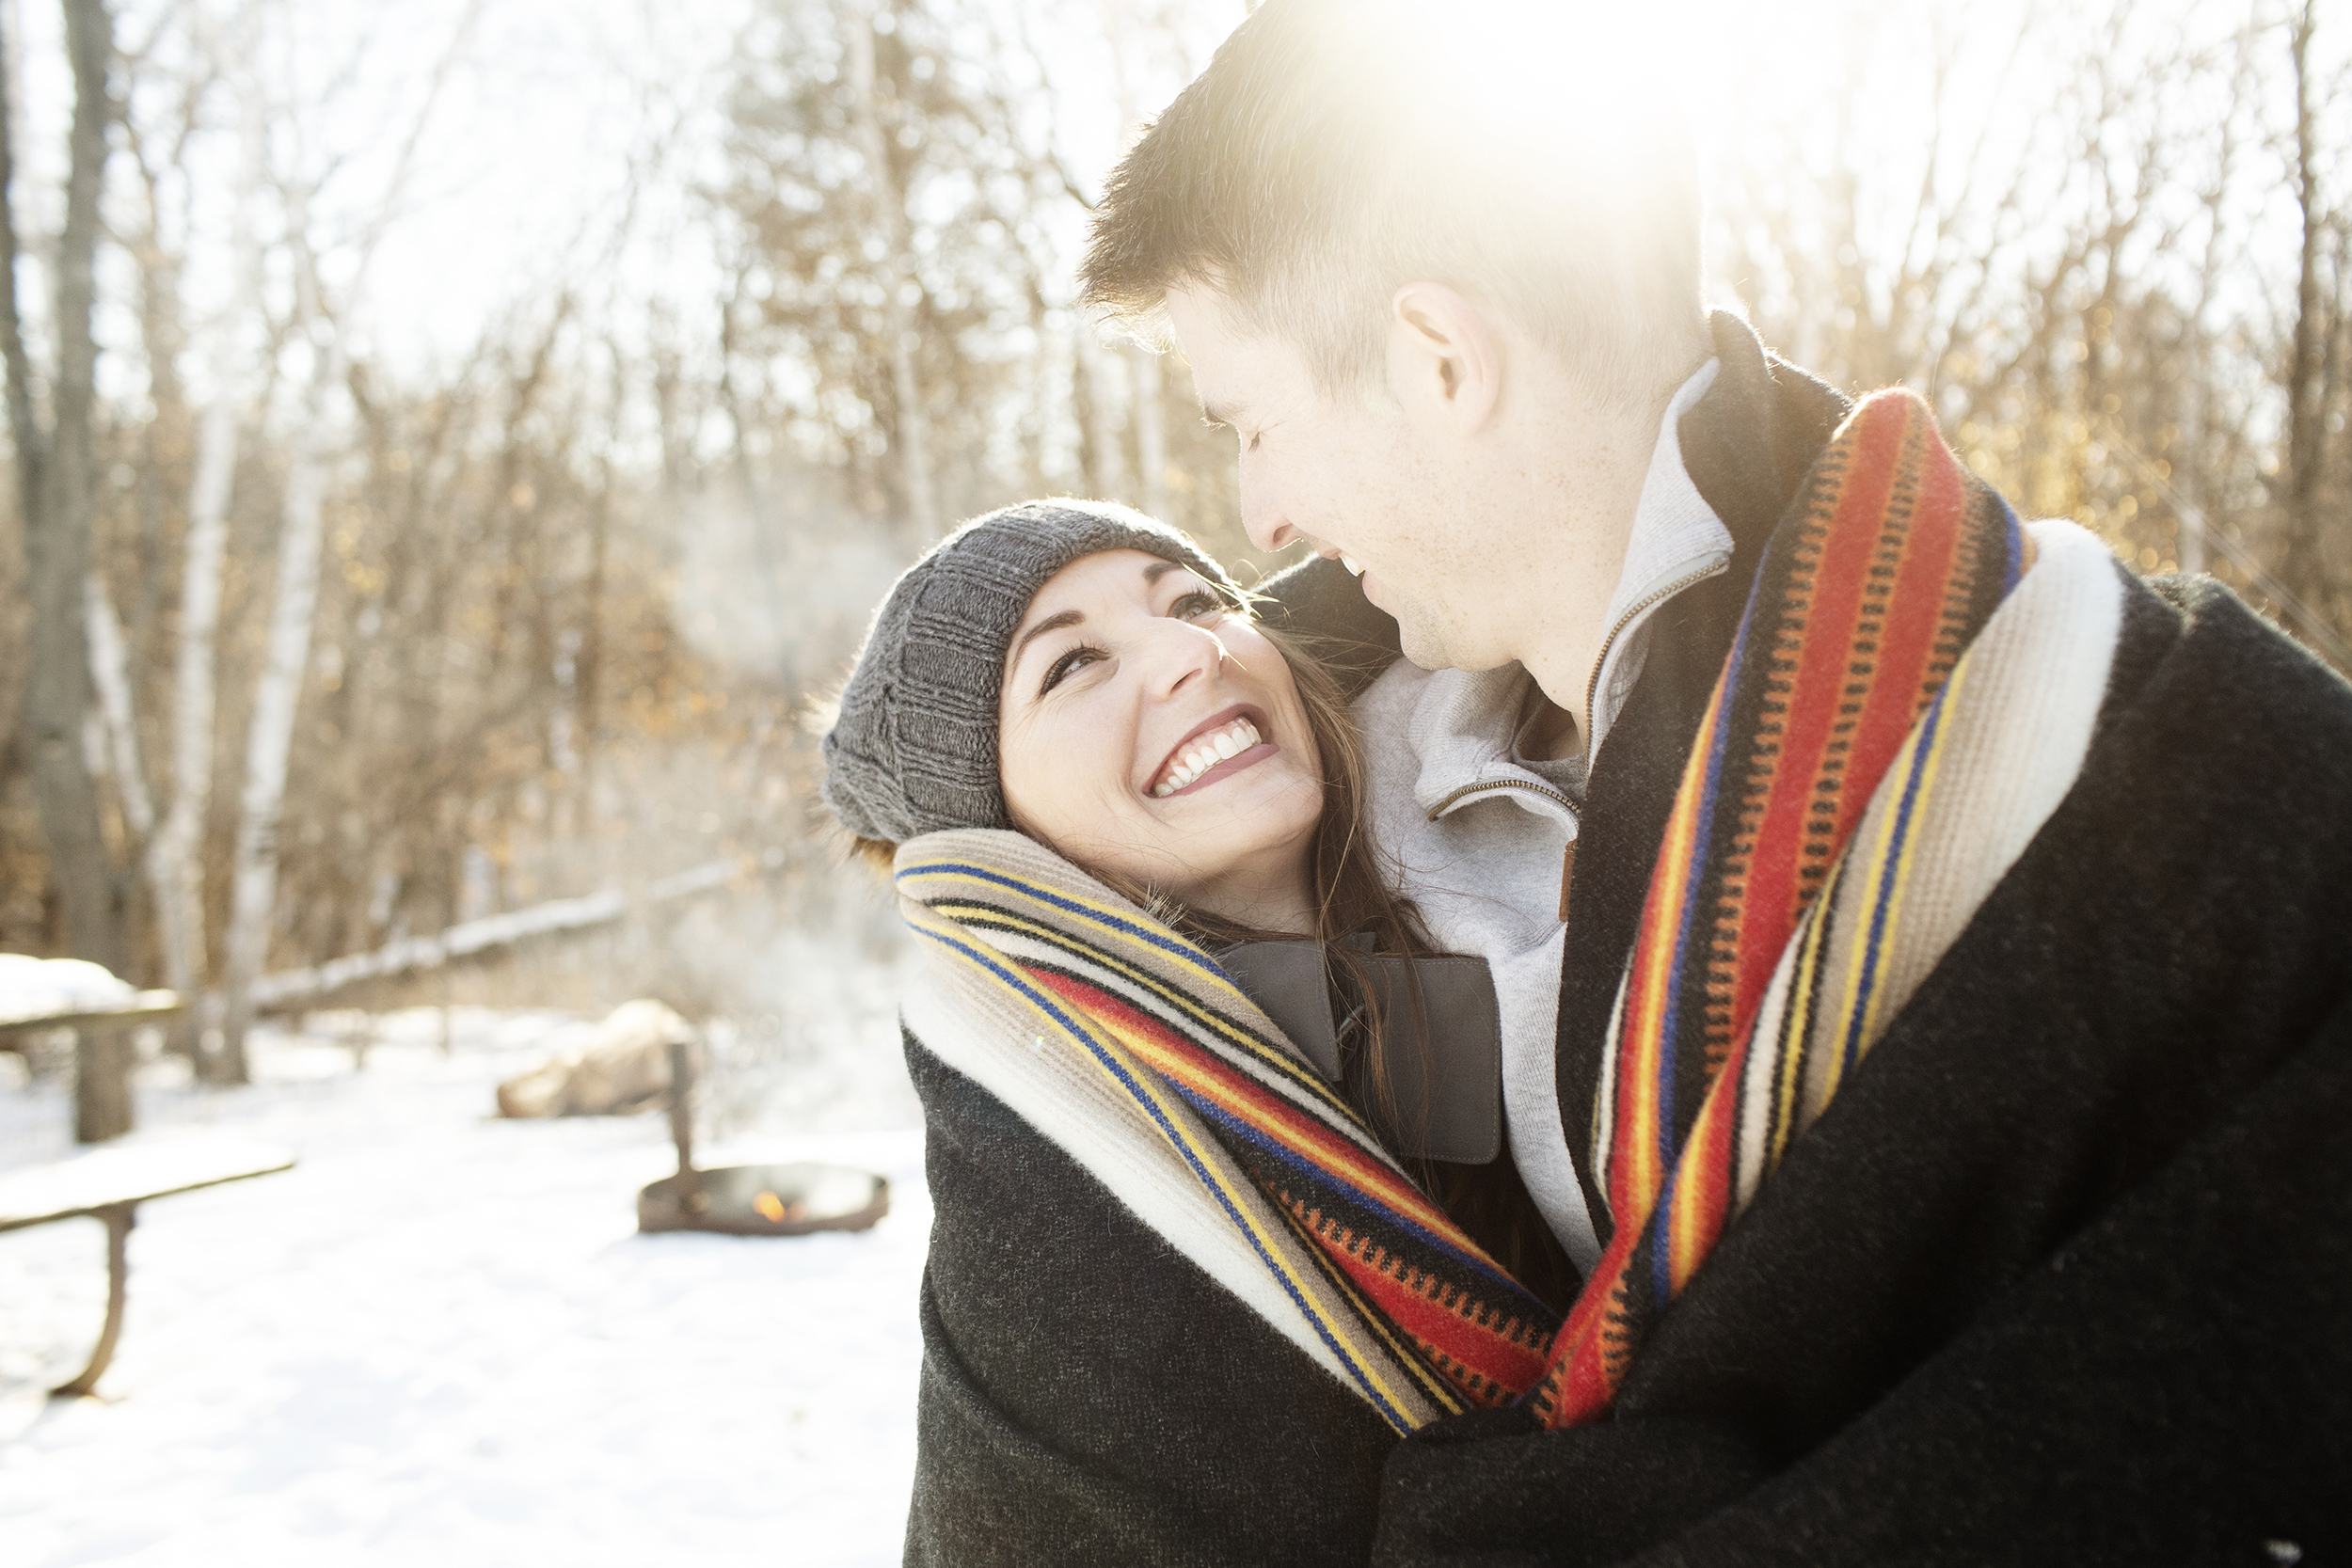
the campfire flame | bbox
[753,1190,787,1223]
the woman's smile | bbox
[1149,706,1274,798]
[997,548,1325,932]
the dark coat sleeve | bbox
[902,1032,1395,1568]
[1371,574,2352,1565]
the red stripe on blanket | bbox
[1531,388,2020,1430]
[1025,967,1448,1227]
[1025,963,1556,1403]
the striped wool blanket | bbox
[1529,389,2124,1427]
[898,388,2124,1436]
[898,833,1559,1434]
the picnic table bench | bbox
[0,1135,294,1397]
[0,990,184,1143]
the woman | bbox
[822,499,1569,1566]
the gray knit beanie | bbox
[820,499,1242,844]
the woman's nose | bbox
[1143,617,1225,701]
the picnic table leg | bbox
[74,1021,135,1144]
[51,1203,135,1399]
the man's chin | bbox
[1370,578,1502,673]
[1395,616,1462,673]
[1395,611,1514,676]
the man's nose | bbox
[1239,467,1297,554]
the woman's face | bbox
[997,549,1324,932]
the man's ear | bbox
[1388,282,1502,432]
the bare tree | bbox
[215,0,481,1077]
[83,569,153,843]
[0,0,125,971]
[843,0,938,538]
[141,27,262,1049]
[2176,13,2263,575]
[2278,0,2332,616]
[718,0,1060,539]
[1132,344,1167,519]
[1075,328,1127,499]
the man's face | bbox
[1164,285,1511,673]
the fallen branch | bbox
[243,847,787,1013]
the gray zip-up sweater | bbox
[1354,357,1729,1273]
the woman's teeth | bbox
[1341,554,1363,577]
[1152,717,1263,797]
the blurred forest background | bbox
[0,0,2346,1083]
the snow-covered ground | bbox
[0,1000,927,1567]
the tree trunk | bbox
[717,283,787,669]
[1076,330,1126,502]
[84,571,154,841]
[2283,2,2327,609]
[571,355,617,840]
[4,0,124,973]
[0,0,24,172]
[215,190,337,1081]
[216,4,476,1073]
[577,442,609,824]
[148,68,262,1053]
[843,0,938,539]
[1132,346,1168,522]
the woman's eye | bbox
[1040,645,1103,695]
[1171,590,1221,621]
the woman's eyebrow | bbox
[1009,609,1083,673]
[1009,565,1188,676]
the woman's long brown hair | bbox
[854,618,1579,1307]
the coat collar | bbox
[1678,312,1854,590]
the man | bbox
[1079,1,2352,1561]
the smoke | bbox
[670,486,911,692]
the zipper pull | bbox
[1557,840,1577,925]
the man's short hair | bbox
[1079,0,1708,396]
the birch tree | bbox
[144,46,261,1045]
[215,1,481,1077]
[83,571,154,843]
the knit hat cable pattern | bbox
[820,499,1240,843]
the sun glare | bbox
[1422,0,1675,163]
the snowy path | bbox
[0,1009,927,1567]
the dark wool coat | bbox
[1280,314,2352,1564]
[902,1036,1396,1567]
[901,314,2352,1565]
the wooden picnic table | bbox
[0,990,185,1143]
[0,1135,294,1397]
